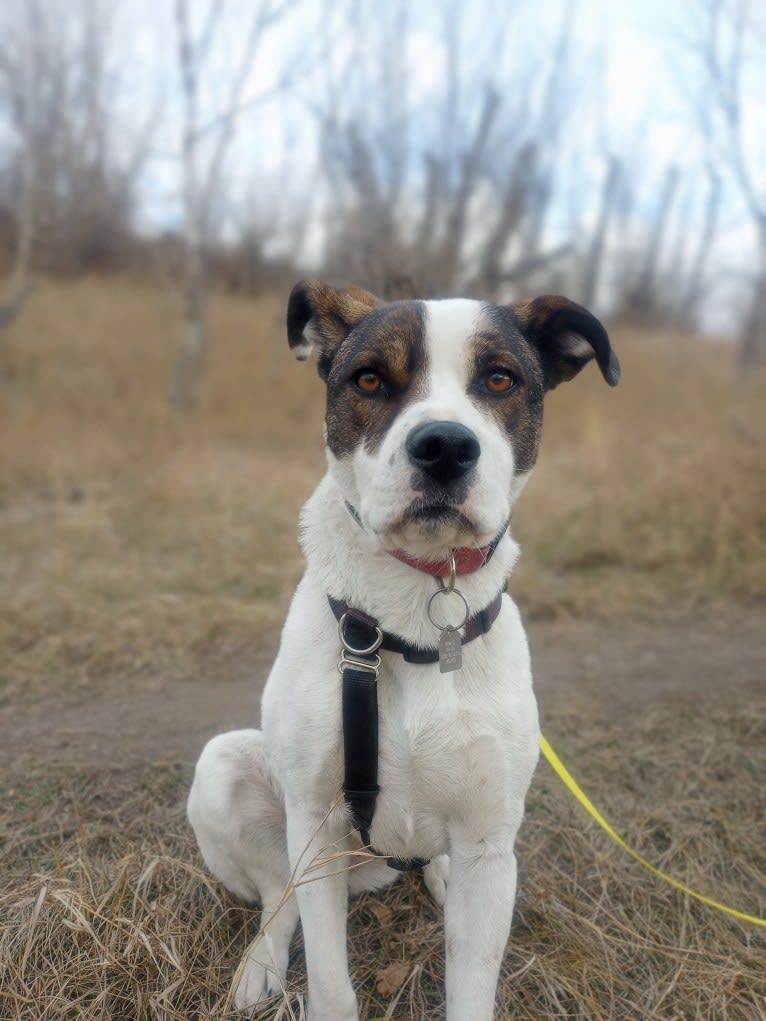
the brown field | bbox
[1,277,765,1019]
[1,278,764,695]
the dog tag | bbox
[438,627,462,673]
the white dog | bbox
[187,279,620,1020]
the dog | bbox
[187,279,620,1020]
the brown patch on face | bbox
[469,313,546,474]
[324,302,427,458]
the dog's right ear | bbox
[287,279,381,378]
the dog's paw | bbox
[233,943,285,1014]
[423,854,449,906]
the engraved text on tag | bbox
[438,627,462,673]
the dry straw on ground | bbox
[2,708,765,1019]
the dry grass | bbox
[2,706,764,1020]
[0,278,322,698]
[1,277,765,697]
[512,328,766,616]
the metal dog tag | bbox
[438,627,462,673]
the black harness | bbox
[330,591,504,871]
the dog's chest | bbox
[369,666,511,857]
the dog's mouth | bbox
[378,500,486,561]
[404,501,473,528]
[385,499,481,549]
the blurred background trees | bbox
[0,1,143,294]
[0,0,764,391]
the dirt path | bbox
[3,607,764,772]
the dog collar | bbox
[387,546,492,576]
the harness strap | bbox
[342,714,378,830]
[340,615,380,835]
[329,591,503,664]
[338,611,426,871]
[345,683,427,871]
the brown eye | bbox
[353,369,384,395]
[485,369,516,394]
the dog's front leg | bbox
[444,827,518,1021]
[286,803,359,1021]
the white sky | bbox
[121,1,698,214]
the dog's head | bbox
[287,279,620,557]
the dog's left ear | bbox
[287,279,381,378]
[510,295,621,391]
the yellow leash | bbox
[539,734,766,929]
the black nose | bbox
[406,421,481,485]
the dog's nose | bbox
[406,421,480,485]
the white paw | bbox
[233,944,284,1013]
[423,854,449,906]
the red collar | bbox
[386,545,493,577]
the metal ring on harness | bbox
[338,613,383,656]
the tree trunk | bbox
[169,0,208,410]
[580,157,621,309]
[675,170,721,331]
[739,224,766,378]
[169,234,208,409]
[0,116,36,332]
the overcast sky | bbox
[120,0,711,223]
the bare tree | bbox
[579,156,622,309]
[0,0,47,329]
[0,122,34,331]
[674,168,722,330]
[682,0,766,372]
[313,0,581,301]
[620,164,681,323]
[169,0,300,409]
[0,0,151,331]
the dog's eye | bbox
[353,369,385,395]
[485,369,516,394]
